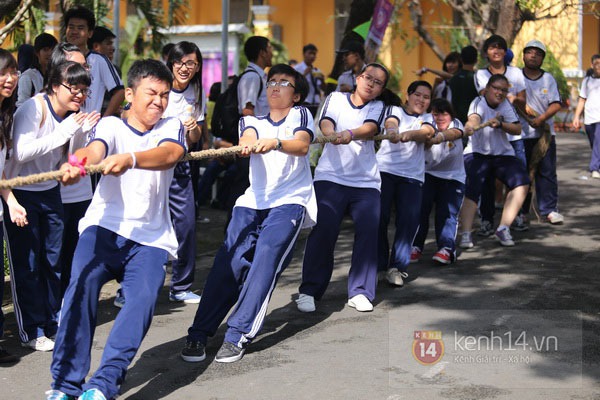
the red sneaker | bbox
[432,248,452,265]
[410,247,422,263]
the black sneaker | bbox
[181,340,206,362]
[0,345,17,363]
[215,342,245,363]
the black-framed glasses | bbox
[0,70,20,81]
[360,74,384,87]
[61,83,91,96]
[173,60,198,69]
[266,80,295,89]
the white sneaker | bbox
[347,294,373,312]
[296,293,316,312]
[21,336,54,352]
[386,268,408,287]
[546,211,564,224]
[592,170,600,179]
[459,231,474,249]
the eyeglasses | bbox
[61,83,91,96]
[0,70,20,81]
[173,60,198,70]
[266,80,295,89]
[360,74,384,87]
[489,84,509,94]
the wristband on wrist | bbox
[347,129,354,139]
[130,152,137,169]
[275,138,283,150]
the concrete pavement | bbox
[1,131,599,399]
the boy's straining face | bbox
[266,73,300,109]
[126,77,170,129]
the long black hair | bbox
[166,41,204,111]
[0,49,18,150]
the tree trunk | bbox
[326,0,375,92]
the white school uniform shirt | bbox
[520,70,562,139]
[6,95,82,191]
[377,106,429,183]
[16,68,43,107]
[238,62,269,116]
[464,96,520,156]
[79,116,186,258]
[294,61,323,104]
[314,92,385,190]
[579,75,600,125]
[236,106,317,228]
[475,65,526,142]
[336,70,356,92]
[82,51,123,113]
[424,116,466,183]
[162,83,206,124]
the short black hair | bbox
[487,73,509,88]
[303,44,318,53]
[443,51,462,72]
[244,36,270,63]
[127,59,173,90]
[88,26,115,48]
[267,63,308,105]
[46,61,91,95]
[34,33,58,52]
[592,54,600,63]
[431,98,455,119]
[407,80,433,96]
[63,5,96,31]
[460,45,478,65]
[482,34,508,54]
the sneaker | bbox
[78,388,107,400]
[0,345,17,363]
[511,214,529,231]
[592,170,600,179]
[409,247,422,263]
[546,211,564,224]
[196,216,211,223]
[296,293,316,313]
[477,220,494,237]
[181,340,206,362]
[459,232,474,249]
[45,390,75,400]
[169,291,201,304]
[495,226,515,246]
[432,248,452,265]
[215,342,245,363]
[21,336,54,352]
[347,294,373,312]
[385,268,408,287]
[113,288,125,309]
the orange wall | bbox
[582,11,599,67]
[270,0,336,75]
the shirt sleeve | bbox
[319,92,339,129]
[96,55,123,93]
[12,98,81,163]
[290,106,315,141]
[474,70,487,93]
[579,77,589,99]
[499,100,520,123]
[546,74,562,105]
[237,71,262,114]
[16,71,35,108]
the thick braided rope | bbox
[0,133,396,190]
